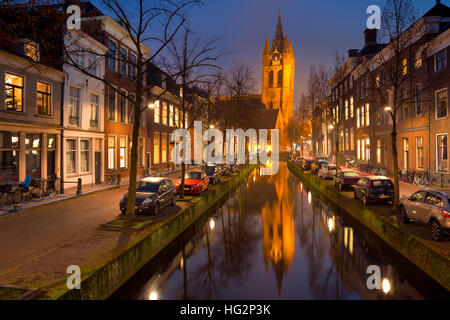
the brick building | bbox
[318,1,450,185]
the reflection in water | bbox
[111,163,449,300]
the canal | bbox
[111,162,449,300]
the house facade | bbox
[0,47,65,183]
[62,30,108,189]
[320,2,450,185]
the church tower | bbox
[262,12,295,149]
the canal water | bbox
[111,162,449,300]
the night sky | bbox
[187,0,440,103]
[95,0,443,104]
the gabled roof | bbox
[424,2,450,17]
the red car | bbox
[175,170,209,195]
[333,170,362,191]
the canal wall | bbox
[287,160,450,291]
[50,165,256,300]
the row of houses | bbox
[0,3,200,190]
[314,1,450,184]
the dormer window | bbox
[24,40,39,62]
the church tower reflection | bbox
[261,165,295,294]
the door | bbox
[47,150,56,179]
[95,152,101,184]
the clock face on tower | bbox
[271,51,281,64]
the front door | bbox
[403,138,409,170]
[95,152,101,184]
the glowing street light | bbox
[382,278,391,294]
[149,291,158,300]
[328,124,334,130]
[148,103,156,109]
[384,106,392,112]
[209,218,215,230]
[209,124,214,129]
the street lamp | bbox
[148,102,156,109]
[328,124,334,130]
[384,106,392,112]
[209,124,214,129]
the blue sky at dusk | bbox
[186,0,442,104]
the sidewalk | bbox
[0,165,200,287]
[0,165,197,217]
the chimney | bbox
[348,49,359,58]
[364,28,378,45]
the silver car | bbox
[399,189,450,241]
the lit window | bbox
[120,136,127,169]
[154,100,160,123]
[416,137,424,169]
[402,58,408,75]
[37,82,51,116]
[153,131,160,164]
[80,140,90,172]
[108,136,115,169]
[437,134,448,172]
[366,104,370,126]
[436,89,448,119]
[5,73,24,112]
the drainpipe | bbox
[60,76,66,194]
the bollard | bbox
[76,178,82,195]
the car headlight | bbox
[142,198,154,206]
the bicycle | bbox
[107,170,121,185]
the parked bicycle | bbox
[107,170,121,185]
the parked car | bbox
[399,189,450,241]
[206,165,222,185]
[318,164,337,180]
[175,170,209,195]
[120,177,176,215]
[333,171,361,191]
[353,176,394,206]
[301,159,315,171]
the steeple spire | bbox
[264,35,270,55]
[275,11,284,40]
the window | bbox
[0,131,19,181]
[80,140,90,172]
[403,138,409,170]
[37,82,51,116]
[366,104,370,126]
[5,73,24,112]
[184,112,188,129]
[350,96,354,118]
[120,90,127,123]
[47,134,56,179]
[402,58,408,75]
[87,52,98,77]
[277,70,283,87]
[415,50,423,68]
[436,89,448,119]
[376,140,381,163]
[356,108,360,128]
[435,49,446,72]
[361,105,365,127]
[24,40,39,62]
[415,84,423,116]
[108,40,117,71]
[357,139,361,160]
[161,132,167,163]
[365,138,370,161]
[416,136,424,169]
[350,128,354,150]
[72,45,84,68]
[138,137,144,167]
[175,107,179,127]
[403,102,409,119]
[90,94,99,127]
[345,100,349,120]
[162,102,168,125]
[69,87,80,125]
[108,136,115,170]
[345,129,349,150]
[120,136,127,169]
[153,131,160,164]
[437,134,448,172]
[129,53,137,79]
[120,47,127,76]
[108,88,116,121]
[119,136,127,169]
[154,100,160,123]
[66,139,76,174]
[268,71,274,88]
[169,105,174,126]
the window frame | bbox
[36,81,52,116]
[5,72,25,113]
[435,88,448,120]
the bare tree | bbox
[161,27,224,199]
[62,0,202,219]
[226,62,255,103]
[362,0,417,209]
